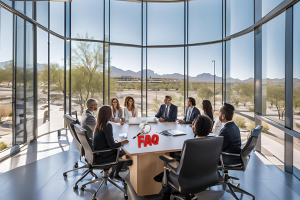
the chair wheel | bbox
[74,163,78,169]
[74,185,78,189]
[80,185,86,191]
[63,173,67,177]
[124,194,128,200]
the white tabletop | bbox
[111,117,195,155]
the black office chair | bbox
[63,115,98,180]
[160,136,224,200]
[74,124,128,200]
[219,125,263,200]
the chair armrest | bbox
[92,149,114,154]
[164,166,179,176]
[221,152,240,156]
[159,155,176,163]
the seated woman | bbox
[110,98,124,125]
[124,96,138,122]
[202,100,214,123]
[159,115,213,200]
[93,105,130,180]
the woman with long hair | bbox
[93,105,129,179]
[110,98,124,125]
[124,96,138,122]
[202,100,214,122]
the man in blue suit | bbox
[155,95,178,122]
[218,103,242,165]
[178,97,200,124]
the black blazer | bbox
[204,111,214,122]
[219,121,242,165]
[93,123,121,164]
[155,104,178,122]
[182,107,201,124]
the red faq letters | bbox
[138,134,159,148]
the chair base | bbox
[222,172,255,200]
[80,170,128,200]
[173,193,197,200]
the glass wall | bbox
[226,0,254,36]
[188,0,222,43]
[188,43,222,115]
[147,2,184,45]
[261,13,285,171]
[147,47,184,117]
[37,2,49,136]
[226,32,254,116]
[109,46,141,116]
[110,0,141,45]
[71,41,104,120]
[71,0,104,40]
[262,13,285,125]
[0,4,13,150]
[293,2,300,178]
[49,36,64,132]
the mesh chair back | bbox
[240,125,263,171]
[176,136,224,194]
[74,124,94,165]
[64,114,83,156]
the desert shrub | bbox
[247,121,270,133]
[233,115,246,129]
[248,106,255,112]
[0,142,8,151]
[0,106,11,122]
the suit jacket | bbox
[219,121,242,165]
[182,107,201,124]
[155,104,178,122]
[93,123,121,164]
[81,109,97,140]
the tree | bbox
[0,61,13,87]
[293,85,300,112]
[267,82,285,119]
[197,86,214,101]
[71,33,108,113]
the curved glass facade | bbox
[0,0,300,179]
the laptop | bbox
[146,117,158,123]
[159,130,186,137]
[128,117,142,125]
[118,133,128,140]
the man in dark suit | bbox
[218,103,242,165]
[178,97,200,124]
[155,95,178,122]
[81,98,98,140]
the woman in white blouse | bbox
[124,96,138,122]
[110,98,124,125]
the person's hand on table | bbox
[121,140,129,146]
[111,117,116,122]
[178,119,186,124]
[158,118,165,122]
[189,124,193,127]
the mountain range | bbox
[0,60,287,83]
[110,66,254,83]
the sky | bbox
[1,0,298,81]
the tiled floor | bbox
[0,130,299,200]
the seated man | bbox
[159,115,213,200]
[178,97,200,124]
[81,98,98,140]
[155,95,178,122]
[218,103,242,165]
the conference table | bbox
[111,117,196,196]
